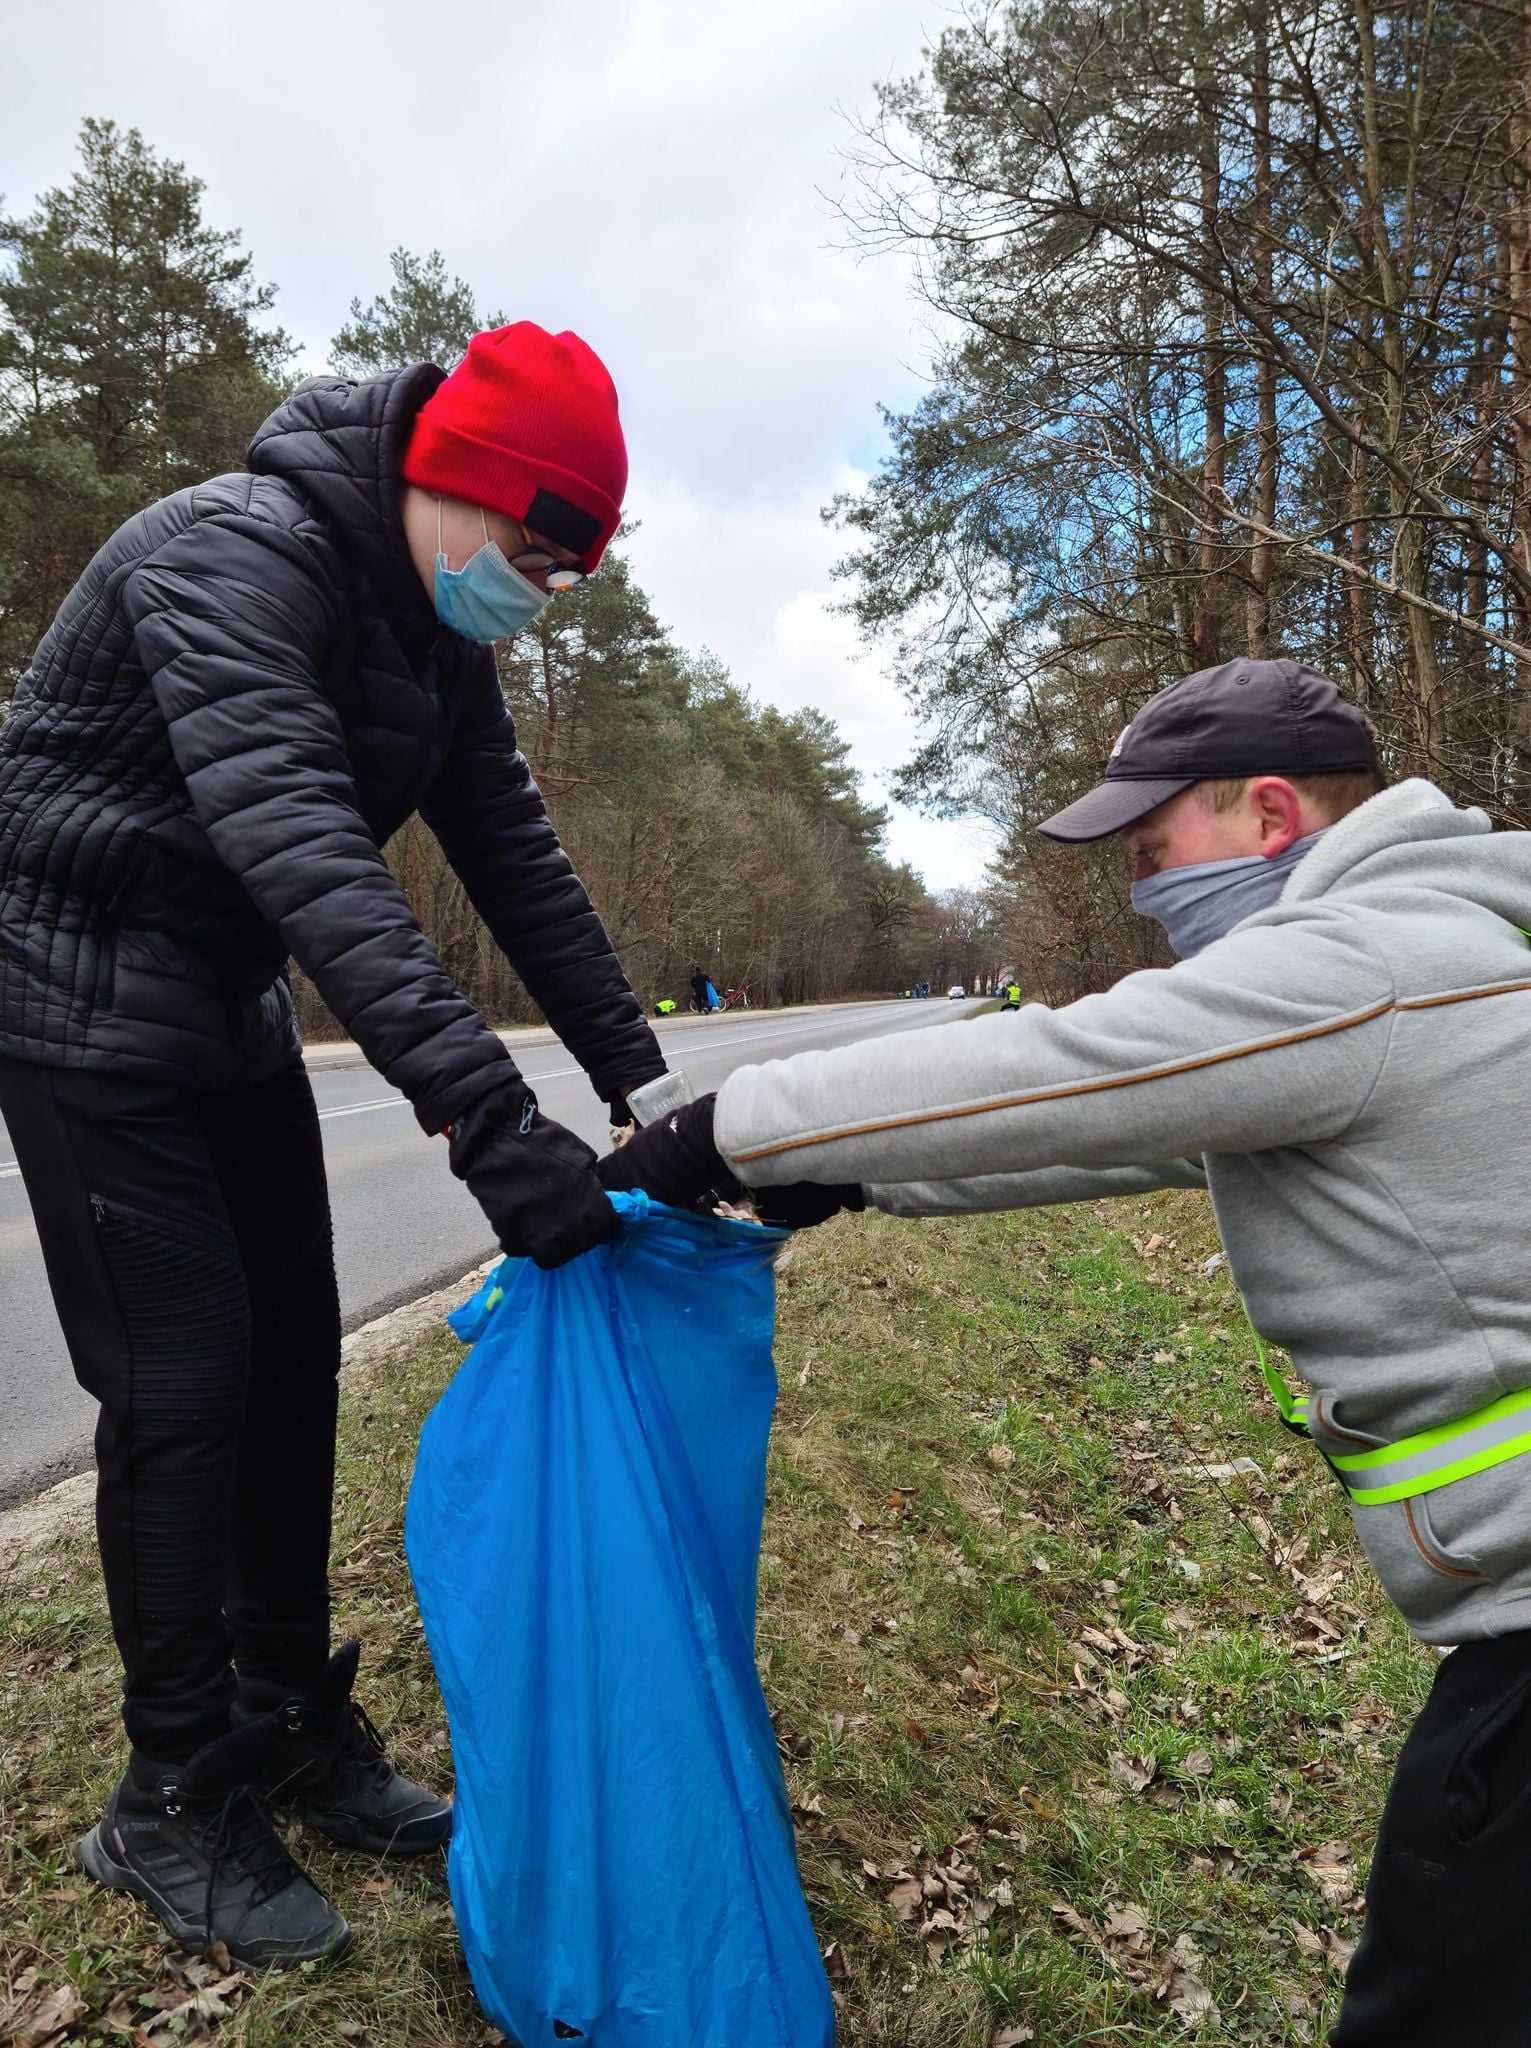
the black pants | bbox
[1333,1629,1531,2045]
[0,1057,340,1763]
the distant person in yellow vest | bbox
[1001,979,1022,1010]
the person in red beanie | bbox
[0,324,666,1965]
[403,322,627,574]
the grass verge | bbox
[1,1192,1428,2046]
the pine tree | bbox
[0,118,291,680]
[330,248,504,376]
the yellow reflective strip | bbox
[1329,1387,1531,1473]
[1346,1427,1531,1506]
[1246,1316,1305,1429]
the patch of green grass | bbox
[0,1192,1430,2045]
[761,1198,1427,2045]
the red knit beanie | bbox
[402,322,627,572]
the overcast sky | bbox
[3,0,999,889]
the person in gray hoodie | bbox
[602,658,1531,2046]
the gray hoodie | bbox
[715,782,1531,1643]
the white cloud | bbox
[1,0,992,887]
[623,468,999,887]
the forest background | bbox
[9,0,1531,1022]
[0,121,992,1026]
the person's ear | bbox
[1248,776,1304,857]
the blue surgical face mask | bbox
[432,503,551,642]
[1131,830,1329,958]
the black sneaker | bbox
[250,1641,452,1857]
[75,1720,351,1969]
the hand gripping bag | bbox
[404,1192,835,2048]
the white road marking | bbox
[318,1095,412,1121]
[308,1008,946,1124]
[0,1005,969,1153]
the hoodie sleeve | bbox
[419,654,666,1103]
[127,513,520,1132]
[715,904,1398,1188]
[867,1157,1209,1215]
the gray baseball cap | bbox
[1037,658,1378,843]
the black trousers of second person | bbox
[0,1056,341,1763]
[1331,1628,1531,2046]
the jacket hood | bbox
[1282,776,1531,934]
[247,362,445,628]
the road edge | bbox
[0,1258,495,1571]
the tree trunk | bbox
[1246,4,1278,659]
[1509,1,1531,750]
[1355,0,1443,766]
[1347,423,1374,709]
[1195,53,1226,670]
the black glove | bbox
[448,1082,619,1269]
[596,1095,864,1230]
[596,1094,733,1208]
[752,1181,866,1230]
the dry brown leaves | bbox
[2,1947,251,2048]
[1108,1751,1158,1795]
[1050,1900,1221,2030]
[1292,1920,1359,1974]
[881,1831,1016,1963]
[1297,1839,1361,1908]
[2,1969,87,2048]
[955,1663,1000,1718]
[820,1939,851,1982]
[1066,1623,1151,1727]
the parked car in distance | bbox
[947,984,966,999]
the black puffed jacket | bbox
[0,365,663,1129]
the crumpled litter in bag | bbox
[405,1190,836,2048]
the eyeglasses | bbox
[509,524,586,593]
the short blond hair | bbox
[1195,768,1386,823]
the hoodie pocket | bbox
[1351,1502,1478,1631]
[1349,1469,1526,1634]
[1399,1494,1487,1582]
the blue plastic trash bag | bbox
[405,1191,835,2048]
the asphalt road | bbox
[0,996,979,1507]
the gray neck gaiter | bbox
[1130,830,1329,958]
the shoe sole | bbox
[74,1824,353,1970]
[291,1803,453,1857]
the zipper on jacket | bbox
[92,928,118,1008]
[98,848,143,924]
